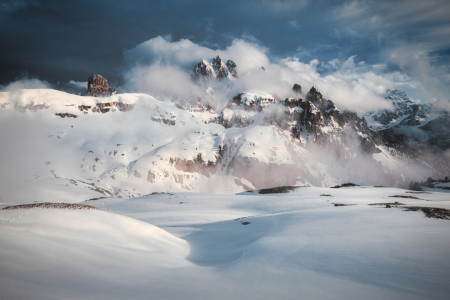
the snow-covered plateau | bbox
[1,186,450,299]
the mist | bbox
[121,36,395,116]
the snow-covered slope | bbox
[1,187,450,299]
[0,88,447,205]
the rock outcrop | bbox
[85,74,112,97]
[192,56,237,83]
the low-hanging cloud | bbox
[0,78,51,92]
[122,36,396,115]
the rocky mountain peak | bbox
[192,56,237,83]
[293,84,302,94]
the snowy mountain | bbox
[364,89,450,150]
[1,82,449,204]
[364,89,434,130]
[192,55,237,83]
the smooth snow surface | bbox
[2,187,450,299]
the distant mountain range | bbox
[364,89,450,151]
[0,59,449,204]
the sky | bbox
[1,0,450,110]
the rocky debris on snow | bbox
[241,221,251,225]
[79,105,92,111]
[85,74,113,97]
[333,203,357,207]
[331,183,360,188]
[320,194,332,196]
[55,113,77,118]
[409,177,450,191]
[2,203,102,211]
[402,206,450,220]
[389,195,422,200]
[256,186,299,194]
[368,202,405,206]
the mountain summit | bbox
[192,56,237,83]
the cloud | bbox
[333,0,450,50]
[68,80,87,90]
[341,55,357,70]
[122,36,395,115]
[288,20,301,30]
[0,0,28,12]
[254,0,310,12]
[0,78,51,92]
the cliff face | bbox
[192,56,237,84]
[219,86,381,155]
[85,74,112,97]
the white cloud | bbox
[341,55,357,70]
[122,37,397,115]
[68,80,87,90]
[0,78,51,92]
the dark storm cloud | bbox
[1,0,449,101]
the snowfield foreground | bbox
[1,186,450,300]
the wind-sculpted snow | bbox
[2,187,450,299]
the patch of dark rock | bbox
[143,192,175,196]
[331,183,360,188]
[84,74,114,97]
[241,221,251,225]
[402,206,450,220]
[86,197,108,201]
[55,113,77,118]
[258,186,299,194]
[333,203,356,207]
[320,194,332,196]
[374,186,386,188]
[368,202,405,206]
[389,195,421,200]
[2,203,102,211]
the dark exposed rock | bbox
[79,105,91,111]
[389,195,422,200]
[55,113,77,118]
[331,183,360,188]
[368,202,405,206]
[293,84,302,94]
[170,154,218,178]
[257,186,299,194]
[2,203,101,211]
[226,60,237,77]
[192,56,237,83]
[85,74,113,97]
[402,206,450,220]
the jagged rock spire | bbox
[85,74,112,97]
